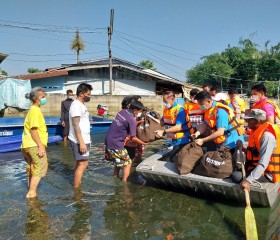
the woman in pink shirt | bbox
[251,84,276,124]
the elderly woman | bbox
[21,87,48,198]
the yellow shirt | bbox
[21,105,48,148]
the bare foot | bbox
[26,192,37,199]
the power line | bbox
[114,36,187,79]
[0,23,106,34]
[114,33,200,62]
[115,30,204,57]
[5,55,108,63]
[7,51,107,57]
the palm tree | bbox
[71,30,85,63]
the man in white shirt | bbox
[69,83,93,188]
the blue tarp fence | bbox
[0,78,31,110]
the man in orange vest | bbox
[240,109,280,191]
[251,84,279,124]
[193,91,244,153]
[155,90,195,154]
[184,88,204,127]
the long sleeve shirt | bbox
[246,131,276,183]
[61,98,74,121]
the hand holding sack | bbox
[192,146,233,178]
[174,142,203,175]
[136,111,163,142]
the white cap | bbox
[212,92,229,101]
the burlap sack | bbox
[174,142,203,175]
[192,146,233,178]
[136,113,162,142]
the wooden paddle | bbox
[240,159,258,240]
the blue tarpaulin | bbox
[0,78,32,110]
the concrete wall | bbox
[1,94,164,118]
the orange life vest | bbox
[246,122,280,183]
[204,102,245,145]
[163,104,194,139]
[183,101,205,123]
[253,99,280,120]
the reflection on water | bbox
[0,133,279,239]
[68,189,92,240]
[25,198,50,240]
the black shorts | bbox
[69,140,90,161]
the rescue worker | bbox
[228,88,246,124]
[251,83,280,124]
[193,91,244,153]
[240,109,280,191]
[183,88,204,129]
[155,90,195,157]
[211,92,233,109]
[203,84,212,92]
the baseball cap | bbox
[243,109,266,121]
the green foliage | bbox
[27,68,43,73]
[71,30,85,63]
[187,53,234,88]
[186,38,280,95]
[139,60,157,71]
[0,68,8,76]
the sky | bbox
[1,0,280,81]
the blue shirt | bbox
[163,102,190,146]
[209,101,244,149]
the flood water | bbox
[0,133,279,240]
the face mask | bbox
[191,98,197,103]
[252,95,259,102]
[39,98,47,106]
[68,96,74,100]
[200,104,207,110]
[83,96,91,102]
[164,102,172,108]
[136,112,142,118]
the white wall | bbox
[64,76,156,95]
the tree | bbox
[0,68,8,76]
[27,68,43,73]
[71,30,85,63]
[186,53,234,89]
[139,60,157,71]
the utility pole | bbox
[108,9,114,95]
[240,83,243,95]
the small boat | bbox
[136,146,280,207]
[0,135,63,153]
[0,116,112,153]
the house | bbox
[11,58,201,96]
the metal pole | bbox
[240,84,243,95]
[108,9,114,95]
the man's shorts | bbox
[63,119,70,137]
[22,147,48,177]
[69,140,90,161]
[105,147,132,167]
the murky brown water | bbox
[0,133,279,239]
